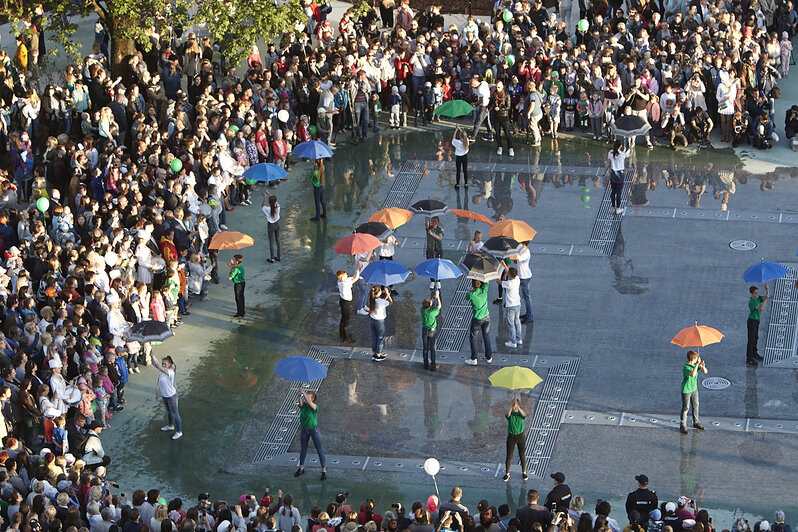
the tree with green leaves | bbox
[1,0,305,71]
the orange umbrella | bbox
[450,209,494,225]
[209,231,254,250]
[334,233,381,255]
[489,219,537,242]
[369,207,413,229]
[671,324,724,349]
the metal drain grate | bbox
[523,358,580,477]
[253,346,333,462]
[763,265,798,367]
[588,169,634,255]
[381,162,426,209]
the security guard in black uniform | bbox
[544,472,572,512]
[625,474,658,521]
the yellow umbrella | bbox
[209,231,255,250]
[488,366,543,390]
[369,207,414,229]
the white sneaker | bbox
[429,281,435,289]
[509,148,515,157]
[497,147,503,155]
[220,224,229,231]
[172,432,183,440]
[357,308,369,316]
[505,341,517,348]
[435,281,441,289]
[486,357,493,364]
[517,339,523,345]
[161,425,175,432]
[464,359,478,366]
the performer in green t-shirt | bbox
[420,290,442,371]
[295,387,328,480]
[680,350,707,434]
[503,398,528,482]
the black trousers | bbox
[610,179,623,208]
[234,282,246,316]
[746,318,760,361]
[455,154,469,185]
[505,432,527,474]
[339,298,351,340]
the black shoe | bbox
[502,473,510,482]
[746,359,758,366]
[454,185,460,190]
[181,311,190,316]
[424,362,429,370]
[522,472,529,481]
[267,259,275,263]
[115,406,125,412]
[680,425,689,434]
[754,354,764,361]
[694,423,706,431]
[310,217,320,222]
[464,183,469,188]
[520,317,532,324]
[493,298,502,305]
[275,257,281,262]
[430,364,437,372]
[294,467,305,477]
[321,214,327,219]
[320,471,327,481]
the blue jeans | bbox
[422,327,437,366]
[680,390,700,426]
[299,425,326,468]
[354,101,369,139]
[371,318,386,355]
[469,317,492,360]
[519,278,533,319]
[505,305,522,343]
[357,278,368,309]
[163,394,182,432]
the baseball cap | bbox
[635,474,649,484]
[677,496,688,507]
[550,472,565,482]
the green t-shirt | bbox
[426,226,443,250]
[421,304,440,329]
[681,363,697,393]
[230,265,245,283]
[466,283,489,320]
[300,403,318,428]
[507,411,525,435]
[310,169,322,188]
[748,296,764,320]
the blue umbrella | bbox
[274,355,328,383]
[243,163,287,182]
[413,258,463,280]
[742,261,790,283]
[293,140,334,159]
[360,260,411,285]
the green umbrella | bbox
[432,99,475,118]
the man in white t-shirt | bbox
[502,267,522,348]
[516,243,533,323]
[337,269,360,343]
[470,75,493,141]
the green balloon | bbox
[580,194,590,203]
[36,197,49,212]
[506,54,515,67]
[578,19,589,32]
[170,158,183,172]
[503,9,513,23]
[309,125,317,135]
[245,178,258,186]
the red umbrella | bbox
[334,233,381,255]
[449,209,494,225]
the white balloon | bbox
[105,251,119,267]
[423,457,440,476]
[277,110,290,123]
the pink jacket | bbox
[151,296,166,322]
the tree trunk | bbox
[109,19,137,77]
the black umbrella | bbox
[611,114,652,138]
[355,222,393,241]
[483,236,523,259]
[463,251,504,282]
[410,199,449,216]
[127,320,174,343]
